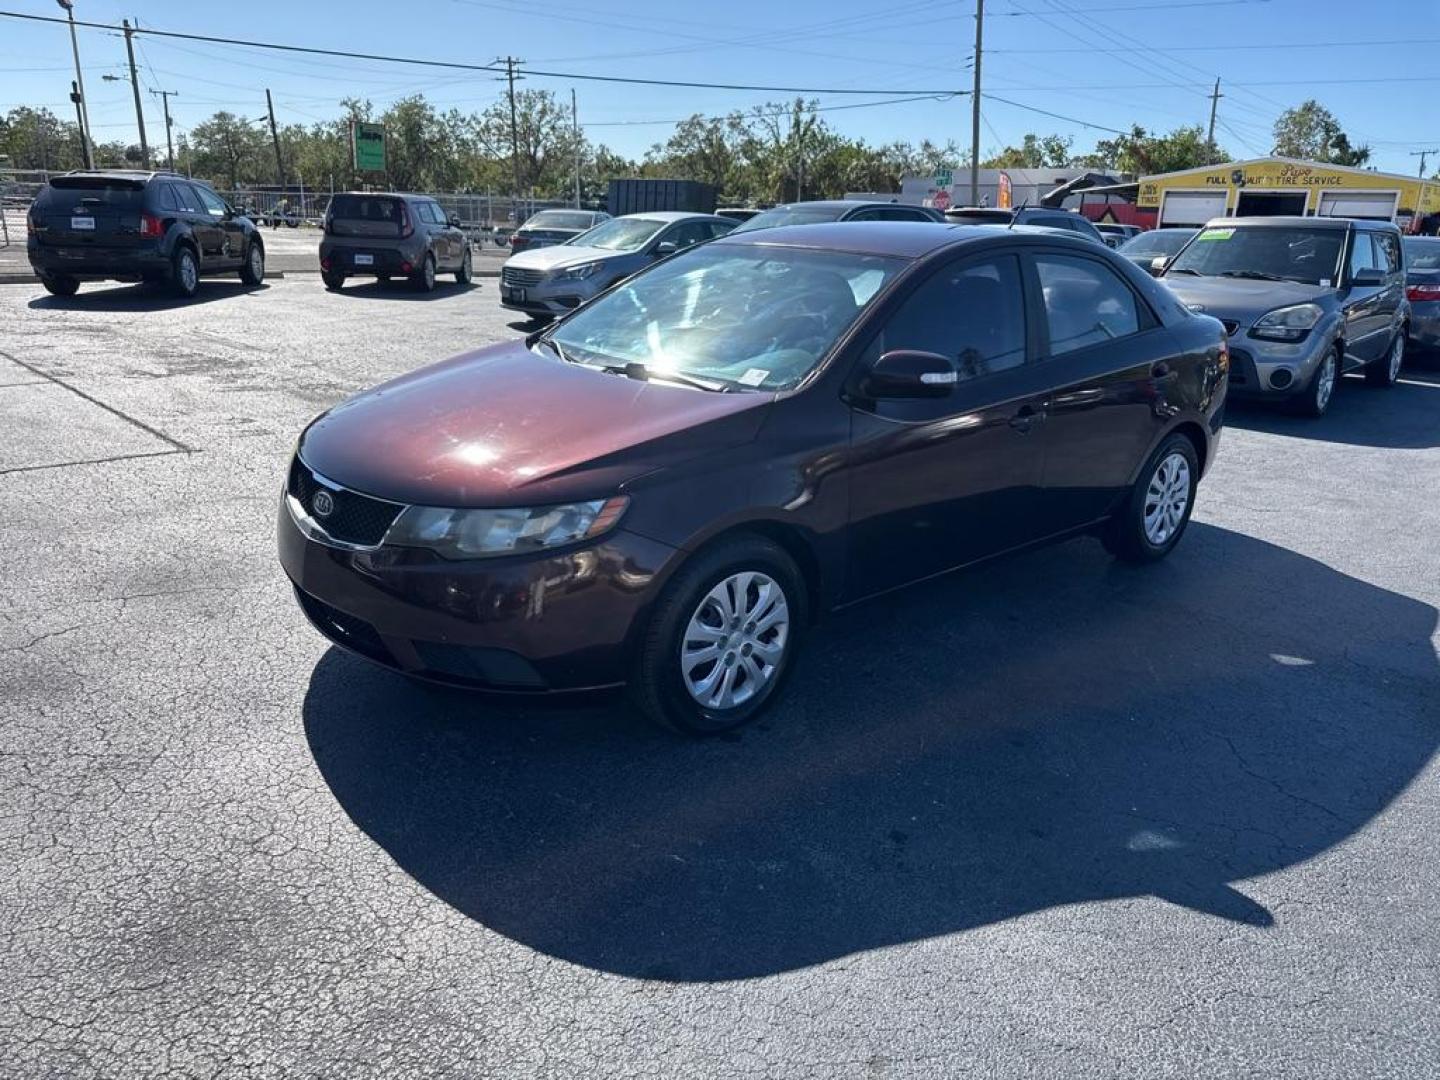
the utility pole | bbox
[1410,148,1440,178]
[1206,78,1223,161]
[150,89,177,171]
[497,57,524,220]
[58,0,93,168]
[572,88,581,208]
[122,20,148,166]
[265,88,285,188]
[970,0,983,207]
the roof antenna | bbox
[1008,199,1030,229]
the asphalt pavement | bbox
[1,276,1437,1078]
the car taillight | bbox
[139,213,164,238]
[1406,283,1440,301]
[399,204,413,239]
[511,235,525,249]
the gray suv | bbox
[1161,216,1408,417]
[320,193,471,292]
[500,212,734,323]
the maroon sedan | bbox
[280,223,1227,733]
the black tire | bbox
[412,253,436,293]
[41,275,79,297]
[631,535,807,735]
[322,269,346,291]
[239,241,265,286]
[377,273,392,284]
[171,245,199,299]
[455,246,473,284]
[1102,433,1200,564]
[1364,329,1404,387]
[1290,344,1339,417]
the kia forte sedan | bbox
[280,223,1228,733]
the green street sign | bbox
[351,122,386,173]
[934,169,953,188]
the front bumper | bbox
[1223,330,1331,398]
[278,492,676,692]
[498,275,601,317]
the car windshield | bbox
[565,217,666,251]
[1402,237,1440,270]
[525,210,596,231]
[731,206,846,233]
[1166,225,1344,285]
[546,244,904,391]
[1120,230,1195,257]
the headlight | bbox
[553,261,603,282]
[1250,302,1322,342]
[386,496,629,559]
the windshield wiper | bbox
[1218,269,1285,281]
[1166,266,1203,275]
[597,360,729,393]
[531,335,574,364]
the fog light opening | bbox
[1269,368,1294,390]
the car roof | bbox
[50,169,189,184]
[1203,215,1394,231]
[767,199,910,211]
[713,220,1097,259]
[613,211,722,223]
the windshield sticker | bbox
[1197,228,1234,241]
[1319,279,1331,287]
[738,368,770,387]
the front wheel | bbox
[1292,345,1338,417]
[455,246,473,284]
[412,253,436,293]
[1365,330,1404,387]
[239,242,264,286]
[41,275,79,297]
[1102,433,1200,564]
[631,536,806,735]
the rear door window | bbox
[1035,253,1144,356]
[414,202,437,225]
[157,184,182,212]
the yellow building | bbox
[1137,157,1440,232]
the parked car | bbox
[280,222,1227,734]
[730,199,943,233]
[1401,235,1440,356]
[500,211,735,323]
[1160,216,1408,416]
[319,193,471,293]
[945,205,1109,246]
[715,207,762,223]
[26,169,265,298]
[510,209,610,253]
[1095,223,1142,248]
[1118,227,1197,274]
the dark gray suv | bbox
[1161,216,1408,417]
[320,193,471,292]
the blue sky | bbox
[2,0,1438,175]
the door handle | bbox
[1151,361,1171,379]
[1008,404,1040,433]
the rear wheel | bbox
[631,535,806,735]
[239,242,264,286]
[455,246,473,284]
[41,275,79,297]
[1291,345,1338,417]
[412,253,436,293]
[1102,433,1199,564]
[1365,330,1404,387]
[322,269,346,291]
[171,245,199,299]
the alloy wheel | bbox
[1143,452,1192,547]
[1389,335,1403,381]
[180,252,198,293]
[680,571,789,710]
[1315,351,1336,411]
[249,245,263,279]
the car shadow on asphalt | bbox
[1223,363,1440,448]
[331,280,482,301]
[26,281,269,311]
[302,523,1439,982]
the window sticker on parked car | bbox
[738,368,771,387]
[1198,228,1234,241]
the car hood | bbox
[1160,276,1333,324]
[298,340,772,508]
[505,244,622,272]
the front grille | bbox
[1220,319,1241,336]
[1227,346,1256,387]
[502,266,545,287]
[288,457,404,546]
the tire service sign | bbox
[351,122,386,173]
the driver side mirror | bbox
[448,214,462,228]
[1350,267,1385,287]
[654,240,679,257]
[861,349,957,400]
[1149,255,1171,276]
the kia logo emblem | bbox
[312,490,335,518]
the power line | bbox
[996,0,1269,12]
[992,37,1440,53]
[0,11,963,96]
[984,94,1129,135]
[585,94,960,128]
